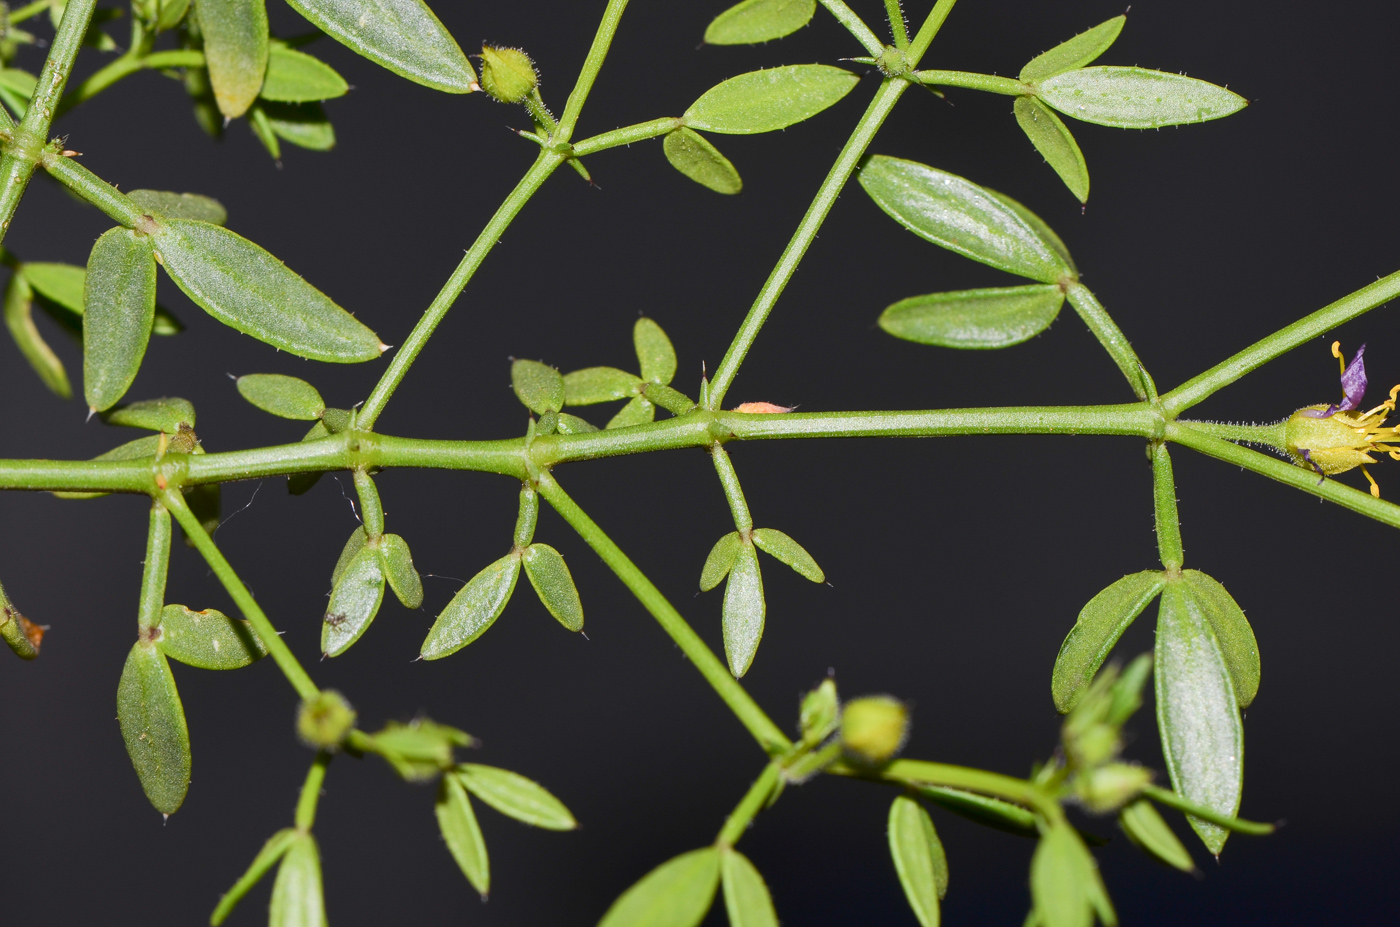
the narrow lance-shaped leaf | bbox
[1181,570,1260,708]
[456,763,578,830]
[1019,15,1127,82]
[1036,67,1248,130]
[705,0,815,45]
[437,771,489,896]
[269,832,326,927]
[1155,581,1243,855]
[888,795,947,927]
[420,554,521,659]
[663,128,742,195]
[152,219,383,362]
[379,534,424,609]
[751,528,824,582]
[264,101,337,151]
[282,0,476,93]
[117,642,191,815]
[683,64,859,135]
[261,44,348,102]
[83,227,157,412]
[102,396,197,431]
[197,0,270,119]
[4,271,71,397]
[522,544,583,632]
[858,156,1074,284]
[723,542,765,677]
[607,395,655,429]
[599,847,721,927]
[210,828,299,925]
[634,317,677,385]
[321,546,386,656]
[917,785,1037,838]
[1118,799,1194,872]
[721,849,778,927]
[1015,96,1090,203]
[700,531,742,592]
[128,189,228,225]
[881,284,1065,350]
[512,359,565,414]
[156,604,266,669]
[1053,571,1166,713]
[237,373,326,420]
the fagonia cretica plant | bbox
[1,0,1396,924]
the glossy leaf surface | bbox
[1019,15,1126,82]
[522,543,583,632]
[103,396,197,431]
[210,828,297,925]
[282,0,475,93]
[889,795,947,926]
[421,554,521,659]
[1015,96,1090,202]
[700,531,742,592]
[321,546,386,656]
[881,284,1065,350]
[564,366,637,405]
[198,0,269,118]
[750,527,823,582]
[634,317,677,385]
[157,604,266,669]
[512,359,566,414]
[128,189,228,225]
[237,373,326,419]
[720,849,778,927]
[437,772,489,895]
[1053,570,1165,712]
[269,833,326,927]
[704,0,814,44]
[4,271,70,397]
[262,44,348,101]
[153,218,383,362]
[599,847,720,927]
[456,763,578,830]
[1119,799,1194,872]
[858,156,1073,283]
[1181,570,1260,708]
[379,533,424,609]
[83,227,157,412]
[117,642,191,814]
[722,542,765,677]
[1037,67,1248,129]
[663,128,742,194]
[683,64,858,135]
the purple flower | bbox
[1301,342,1368,418]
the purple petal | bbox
[1339,343,1368,411]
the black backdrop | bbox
[2,1,1397,924]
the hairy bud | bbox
[297,690,356,749]
[479,46,539,104]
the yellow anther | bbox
[1362,466,1381,498]
[1333,340,1346,375]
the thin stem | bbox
[570,117,681,157]
[1177,419,1287,450]
[907,0,959,62]
[40,150,145,226]
[818,0,886,56]
[556,0,630,141]
[161,489,321,700]
[1141,784,1273,834]
[707,78,909,408]
[7,1,51,24]
[295,752,332,831]
[910,69,1026,94]
[137,501,172,631]
[1065,283,1150,400]
[710,445,753,533]
[1161,268,1400,416]
[716,762,780,847]
[536,473,791,754]
[884,0,909,50]
[1150,442,1184,572]
[57,49,205,116]
[352,469,384,537]
[356,151,563,430]
[831,757,1058,818]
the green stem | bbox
[1141,784,1273,834]
[707,78,909,408]
[513,483,539,548]
[137,501,171,631]
[40,150,145,226]
[57,49,205,116]
[1150,442,1183,572]
[1178,419,1287,450]
[909,69,1026,94]
[831,757,1057,818]
[1065,282,1150,400]
[710,445,753,533]
[907,0,959,61]
[294,752,332,831]
[1161,268,1400,416]
[161,489,321,700]
[352,468,384,538]
[356,151,563,430]
[556,0,629,141]
[716,762,780,847]
[818,0,885,56]
[536,473,791,754]
[571,117,681,157]
[7,0,51,25]
[523,88,560,138]
[883,0,909,50]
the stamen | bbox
[1333,340,1346,376]
[1362,466,1381,498]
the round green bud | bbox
[479,46,539,104]
[877,45,909,77]
[840,695,909,765]
[297,690,356,749]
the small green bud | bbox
[297,690,356,749]
[1074,762,1152,813]
[840,695,908,765]
[479,46,539,104]
[798,678,839,745]
[876,45,909,77]
[1067,723,1118,769]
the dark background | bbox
[2,0,1397,923]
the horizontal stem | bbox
[830,757,1057,817]
[1141,784,1274,834]
[570,117,680,157]
[910,70,1026,94]
[1178,419,1286,450]
[57,49,206,115]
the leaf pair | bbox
[119,605,267,814]
[322,527,424,657]
[436,763,578,897]
[247,43,349,159]
[701,529,823,677]
[556,317,691,429]
[210,828,325,927]
[598,846,778,927]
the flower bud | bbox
[1284,406,1378,475]
[1074,762,1152,813]
[840,695,908,765]
[479,46,539,104]
[799,678,839,745]
[297,690,356,749]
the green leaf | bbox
[916,785,1037,838]
[511,359,566,414]
[157,0,192,31]
[321,545,386,657]
[720,849,778,927]
[362,717,471,781]
[456,763,578,830]
[522,543,583,632]
[750,528,823,582]
[4,271,71,397]
[1155,582,1243,855]
[599,847,721,927]
[987,190,1077,274]
[858,156,1074,284]
[1036,67,1248,130]
[634,317,676,385]
[1118,799,1194,872]
[556,413,599,434]
[210,828,298,925]
[683,64,859,135]
[1053,571,1165,713]
[1015,97,1090,203]
[282,0,476,93]
[379,533,424,609]
[331,526,367,587]
[700,531,742,592]
[0,68,36,117]
[880,284,1066,350]
[1030,824,1094,927]
[156,603,266,669]
[663,128,743,195]
[606,395,655,429]
[1019,15,1126,82]
[248,104,284,159]
[1180,570,1260,708]
[22,262,86,313]
[128,189,228,225]
[420,553,521,659]
[262,44,348,101]
[722,542,765,678]
[152,218,384,362]
[236,373,326,419]
[888,795,946,927]
[83,227,158,412]
[117,641,191,815]
[704,0,814,44]
[798,677,839,744]
[564,367,637,405]
[102,396,197,431]
[197,0,270,119]
[263,101,337,151]
[436,772,489,896]
[269,832,326,927]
